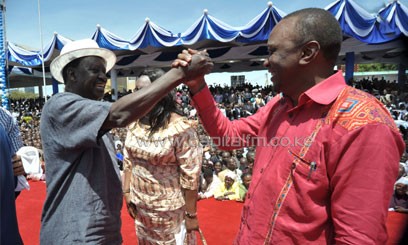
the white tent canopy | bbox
[5,0,408,87]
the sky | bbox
[4,0,407,86]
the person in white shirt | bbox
[218,157,242,183]
[199,168,222,199]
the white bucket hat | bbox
[396,177,408,186]
[50,39,116,83]
[225,171,237,181]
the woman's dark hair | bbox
[139,68,183,136]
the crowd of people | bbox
[2,7,407,244]
[4,69,408,240]
[5,71,408,240]
[4,66,408,240]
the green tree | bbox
[8,90,38,100]
[358,63,398,72]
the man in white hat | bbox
[39,39,212,244]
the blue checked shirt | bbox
[0,107,23,155]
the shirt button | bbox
[291,163,296,169]
[260,168,264,173]
[247,193,250,199]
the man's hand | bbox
[171,49,214,77]
[172,49,212,94]
[171,48,200,68]
[185,216,199,232]
[224,191,235,196]
[394,206,408,213]
[215,196,228,201]
[181,49,213,80]
[124,193,137,219]
[12,155,25,176]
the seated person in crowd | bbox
[218,157,242,183]
[238,156,251,175]
[232,148,244,160]
[238,172,253,202]
[214,172,241,201]
[207,147,220,163]
[199,167,222,200]
[398,163,407,180]
[201,159,213,172]
[389,178,408,213]
[213,160,223,176]
[220,150,232,166]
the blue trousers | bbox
[0,125,23,244]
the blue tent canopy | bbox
[6,0,408,76]
[378,0,408,36]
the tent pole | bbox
[37,0,47,102]
[110,69,118,101]
[398,63,407,92]
[345,52,355,85]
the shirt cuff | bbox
[191,85,217,112]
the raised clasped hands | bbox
[172,49,213,92]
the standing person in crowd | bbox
[0,106,24,245]
[175,8,404,244]
[114,140,124,171]
[39,39,212,244]
[134,73,152,91]
[122,68,202,244]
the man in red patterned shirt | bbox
[174,8,404,244]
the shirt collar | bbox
[299,70,346,106]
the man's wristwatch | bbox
[185,211,197,218]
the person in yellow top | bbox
[214,172,241,201]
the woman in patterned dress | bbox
[122,68,202,245]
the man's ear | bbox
[65,67,77,84]
[300,41,320,65]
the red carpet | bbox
[15,181,242,244]
[16,181,407,244]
